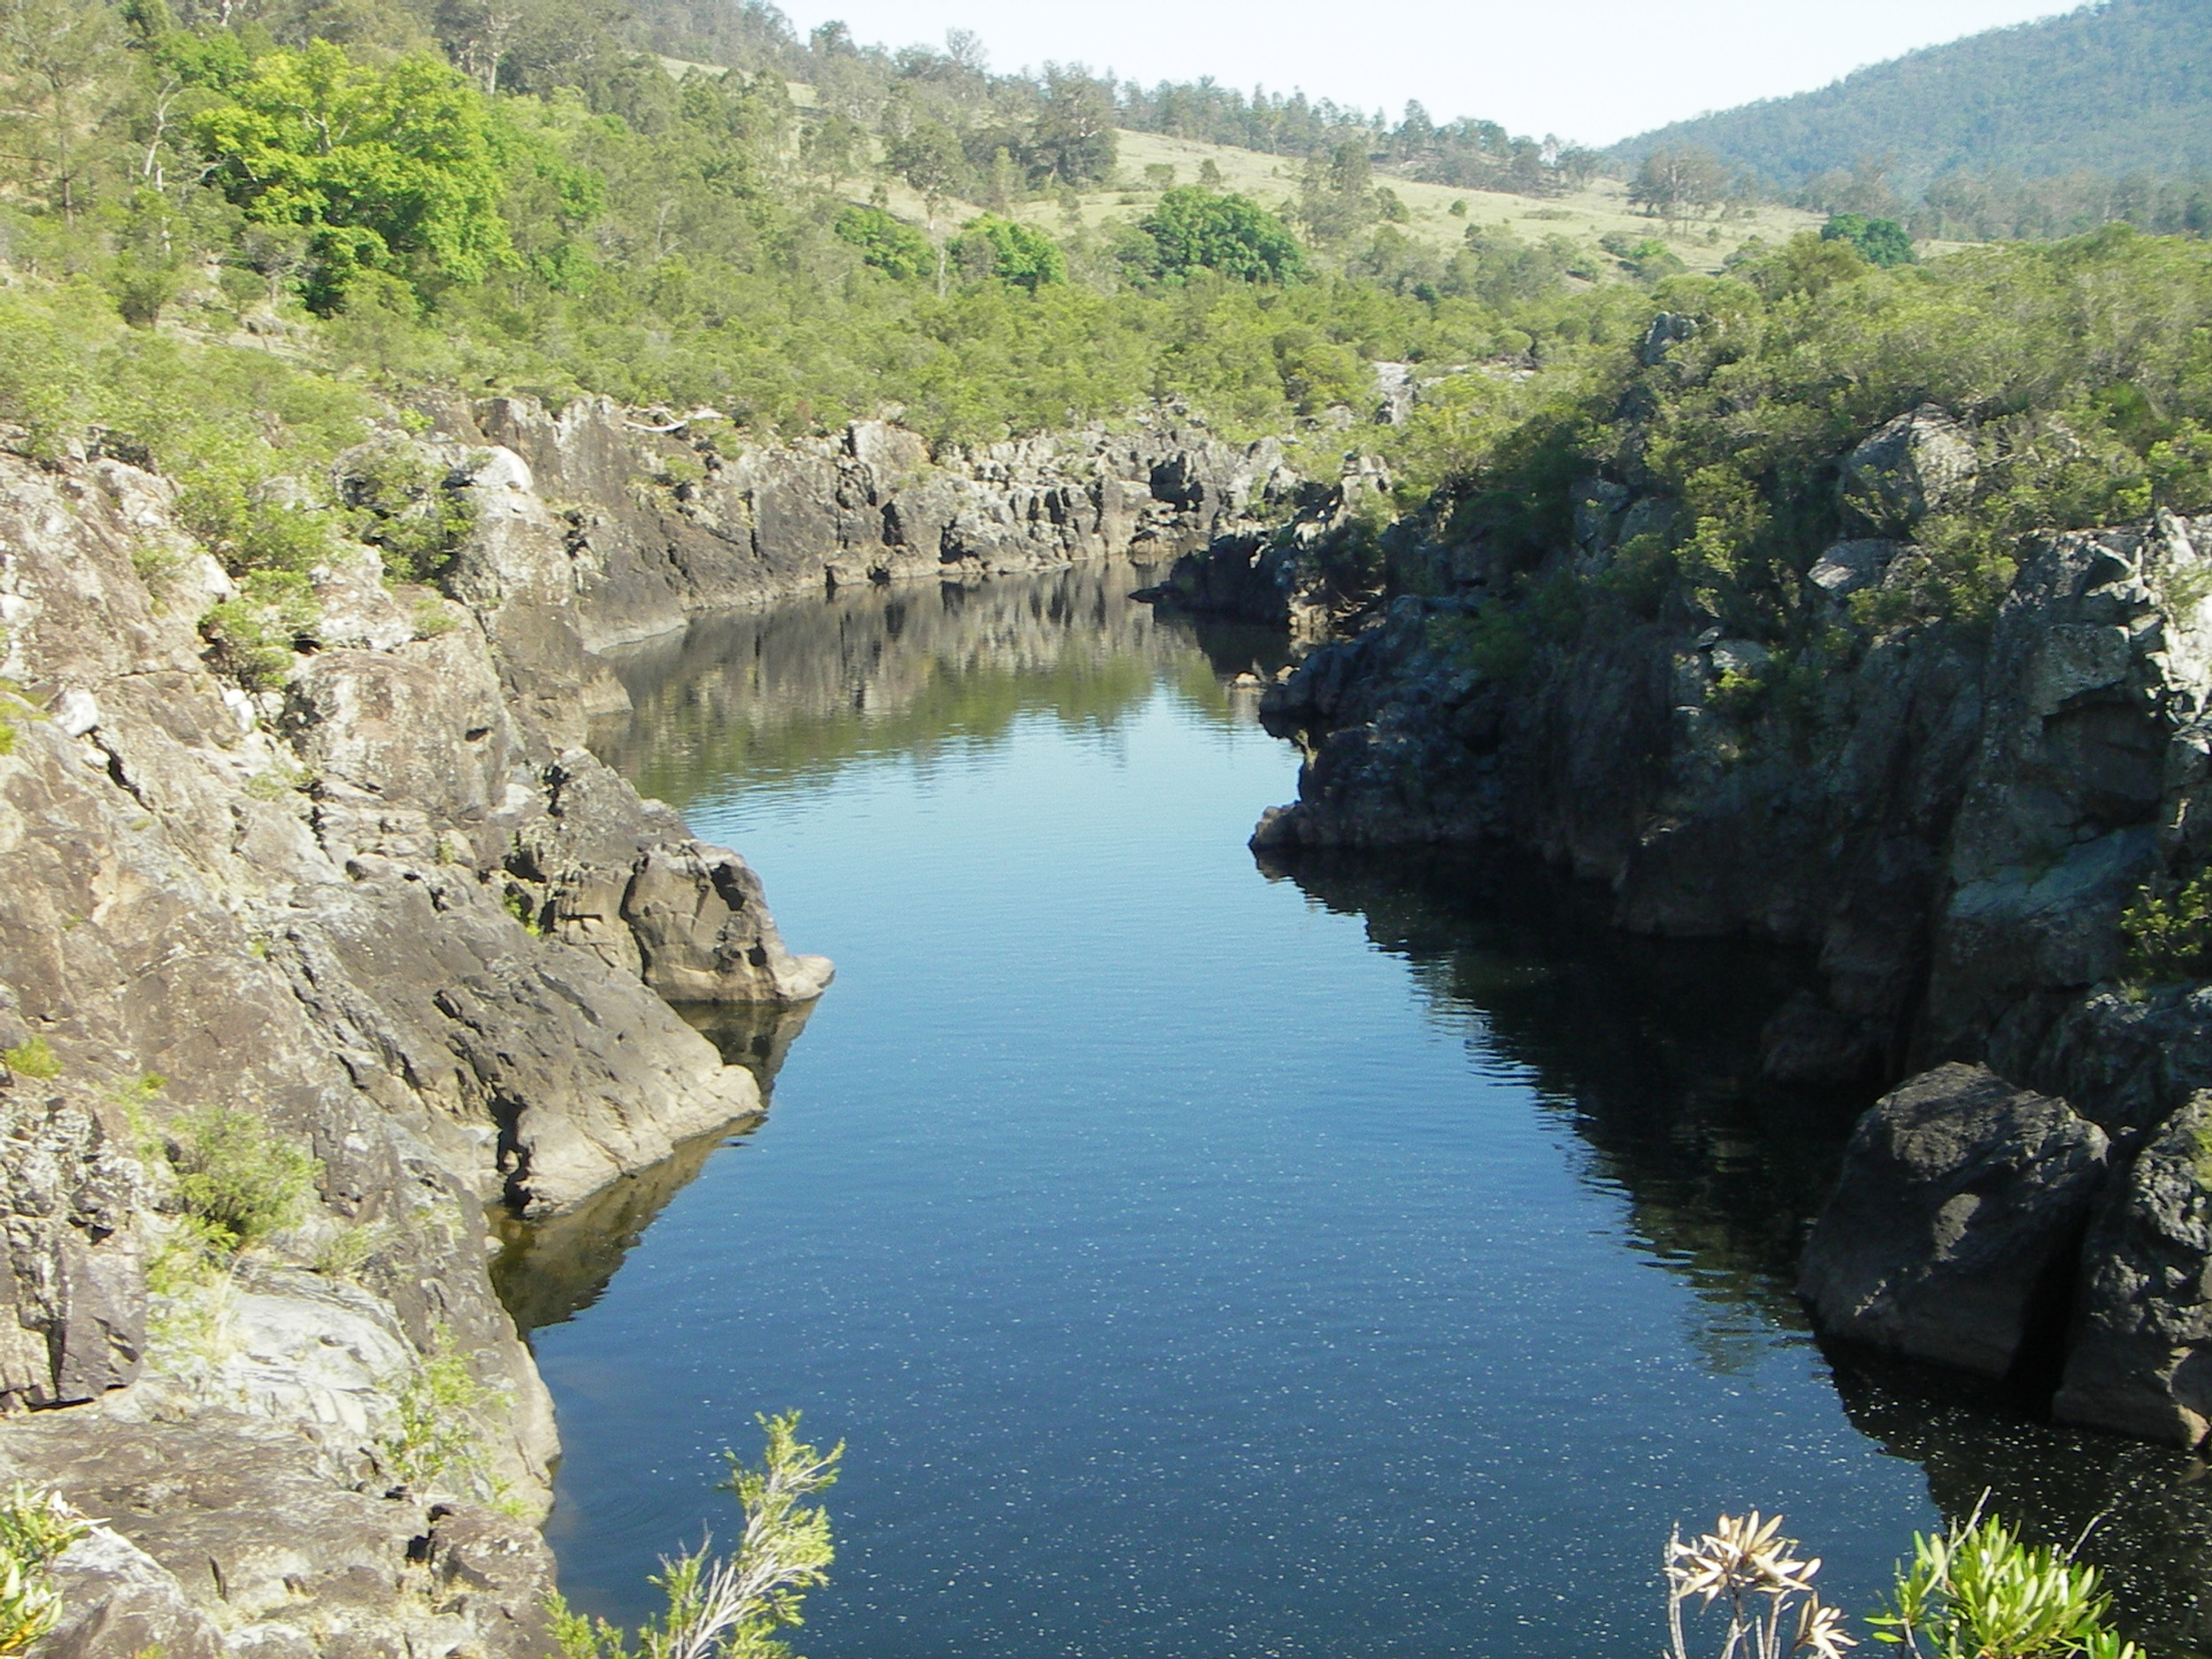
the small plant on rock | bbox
[0,1039,58,1081]
[2121,869,2212,982]
[164,1104,320,1251]
[379,1333,503,1494]
[550,1412,841,1659]
[0,1485,88,1657]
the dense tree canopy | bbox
[189,41,514,308]
[1129,188,1306,284]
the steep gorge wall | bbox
[1195,403,2212,1447]
[0,400,1297,1659]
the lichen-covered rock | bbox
[2055,1093,2212,1445]
[35,1525,224,1659]
[1840,404,1978,534]
[1799,1064,2108,1376]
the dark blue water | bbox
[517,567,2211,1658]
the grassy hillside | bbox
[1616,0,2212,194]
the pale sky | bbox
[777,0,2073,148]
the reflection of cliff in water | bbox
[1265,845,2212,1653]
[591,562,1290,810]
[493,1002,816,1335]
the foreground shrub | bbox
[551,1412,841,1659]
[0,1486,88,1657]
[1667,1508,2140,1659]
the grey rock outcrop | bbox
[1840,404,1978,535]
[418,397,1299,741]
[0,428,828,1655]
[38,1526,224,1659]
[1799,1064,2108,1375]
[2055,1093,2212,1444]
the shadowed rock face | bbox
[1800,1064,2108,1378]
[1171,388,2212,1448]
[2056,1093,2212,1444]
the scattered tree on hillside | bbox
[1300,138,1379,244]
[1629,143,1729,224]
[0,0,117,225]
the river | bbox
[500,564,2212,1658]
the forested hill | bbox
[1614,0,2212,190]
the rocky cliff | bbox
[1183,398,2212,1447]
[0,398,1290,1659]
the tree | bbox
[949,214,1063,289]
[833,204,933,280]
[1131,186,1306,283]
[1629,143,1728,225]
[803,110,862,190]
[190,41,514,311]
[431,0,522,95]
[0,0,116,225]
[1299,138,1378,244]
[1029,66,1114,186]
[1821,211,1916,266]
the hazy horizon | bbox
[772,0,2070,148]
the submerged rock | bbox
[1800,1064,2108,1376]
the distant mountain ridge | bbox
[1614,0,2212,190]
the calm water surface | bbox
[510,566,2212,1658]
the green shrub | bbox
[0,1486,87,1658]
[949,215,1065,291]
[1426,603,1535,682]
[1822,212,1916,268]
[342,442,477,583]
[165,1105,319,1251]
[1,1039,59,1081]
[200,572,319,689]
[2121,869,2212,981]
[833,206,933,281]
[380,1335,502,1492]
[1870,1510,2139,1659]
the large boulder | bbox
[1799,1064,2108,1375]
[1840,404,1978,535]
[2055,1092,2212,1445]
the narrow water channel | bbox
[503,565,2212,1658]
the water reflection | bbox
[1263,847,2212,1654]
[589,564,1290,808]
[514,564,2212,1655]
[493,1002,816,1333]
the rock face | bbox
[2055,1093,2212,1444]
[1204,385,2212,1436]
[0,431,837,1658]
[1799,1064,2108,1377]
[423,396,1299,741]
[1247,506,2212,1104]
[1839,404,1980,535]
